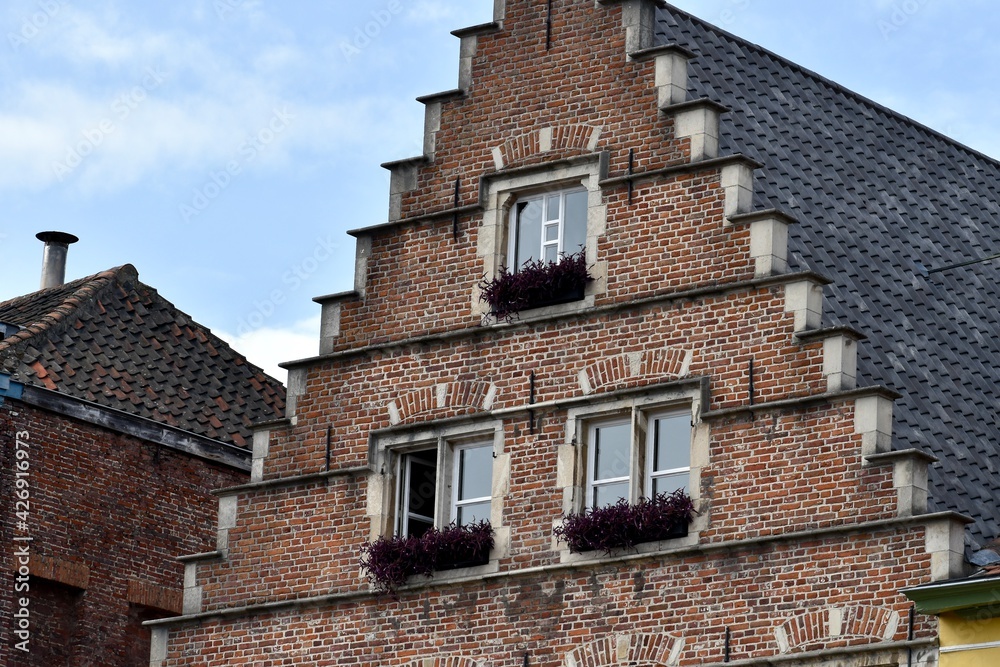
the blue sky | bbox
[1,0,997,382]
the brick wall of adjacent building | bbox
[154,1,956,665]
[0,402,245,666]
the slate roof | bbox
[0,265,285,447]
[656,5,1000,550]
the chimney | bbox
[36,231,79,289]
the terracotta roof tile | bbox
[0,265,285,447]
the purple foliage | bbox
[554,490,694,555]
[360,521,494,594]
[478,251,591,322]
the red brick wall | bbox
[0,402,245,666]
[167,529,935,665]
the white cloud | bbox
[0,90,411,194]
[216,315,321,385]
[404,1,461,24]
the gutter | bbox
[902,573,1000,615]
[0,373,25,404]
[0,374,249,472]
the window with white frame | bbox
[585,410,691,509]
[508,187,588,268]
[396,441,494,538]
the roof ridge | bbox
[660,3,1000,168]
[0,265,137,355]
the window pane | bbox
[401,449,437,538]
[563,190,588,254]
[515,200,543,268]
[456,501,491,526]
[458,445,492,501]
[544,223,559,242]
[594,422,630,480]
[652,472,689,497]
[407,458,436,518]
[593,482,629,508]
[652,414,690,473]
[407,517,434,538]
[543,245,558,263]
[546,194,560,221]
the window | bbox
[509,187,588,268]
[396,441,493,537]
[586,410,691,509]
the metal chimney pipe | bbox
[36,231,79,289]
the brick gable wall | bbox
[154,1,962,665]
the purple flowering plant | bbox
[554,490,694,555]
[478,251,592,322]
[360,520,494,594]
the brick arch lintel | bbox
[774,605,902,654]
[565,633,685,667]
[387,381,499,425]
[578,348,693,395]
[406,656,480,667]
[492,124,602,171]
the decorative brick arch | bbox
[565,633,684,667]
[774,605,901,654]
[387,381,498,425]
[492,124,601,170]
[405,657,480,667]
[578,348,692,395]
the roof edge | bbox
[660,3,1000,168]
[16,382,251,471]
[0,265,138,356]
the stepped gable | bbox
[0,265,285,446]
[656,4,1000,549]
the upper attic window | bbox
[508,187,588,268]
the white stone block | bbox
[423,103,442,157]
[854,395,893,456]
[720,163,754,217]
[539,126,553,153]
[655,52,688,107]
[150,626,169,665]
[749,217,789,276]
[675,106,720,162]
[823,335,857,392]
[182,585,202,615]
[218,496,238,530]
[251,429,270,460]
[784,280,824,331]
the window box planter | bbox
[479,251,592,322]
[554,490,694,555]
[360,521,494,594]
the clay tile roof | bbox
[657,4,1000,549]
[0,265,285,447]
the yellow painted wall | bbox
[940,613,1000,667]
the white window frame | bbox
[583,409,692,509]
[507,186,589,268]
[556,388,706,562]
[393,438,494,537]
[396,448,438,537]
[644,410,693,499]
[450,441,494,527]
[476,154,609,321]
[585,418,632,509]
[372,421,510,576]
